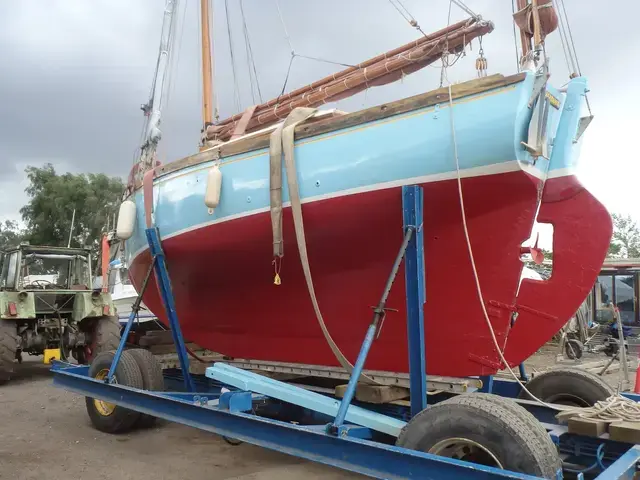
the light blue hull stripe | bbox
[127,73,587,261]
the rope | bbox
[239,0,263,104]
[224,0,242,113]
[443,69,563,412]
[159,0,180,111]
[387,0,428,37]
[275,0,294,55]
[557,0,582,75]
[553,0,577,75]
[450,0,480,19]
[557,395,640,423]
[277,54,295,101]
[295,54,356,69]
[511,0,520,72]
[162,0,186,117]
[554,0,593,115]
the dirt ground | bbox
[0,358,358,480]
[1,348,636,480]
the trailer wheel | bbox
[83,316,121,363]
[397,393,561,479]
[565,338,584,360]
[127,348,164,428]
[518,367,614,407]
[85,350,143,433]
[0,320,18,385]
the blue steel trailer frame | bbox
[51,185,640,479]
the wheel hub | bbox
[429,437,504,469]
[93,368,116,416]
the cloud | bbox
[1,0,638,228]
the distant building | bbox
[584,258,640,326]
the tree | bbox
[0,220,25,251]
[608,213,640,258]
[19,164,124,256]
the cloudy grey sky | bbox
[1,0,638,231]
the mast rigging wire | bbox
[272,0,360,106]
[553,0,592,114]
[511,0,520,72]
[553,0,577,75]
[239,0,263,104]
[224,0,243,113]
[275,0,295,55]
[387,0,428,37]
[556,0,582,75]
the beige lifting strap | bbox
[269,107,378,385]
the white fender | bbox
[116,200,137,240]
[204,164,222,210]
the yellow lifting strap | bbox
[269,107,379,385]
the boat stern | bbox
[504,75,613,366]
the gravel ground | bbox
[0,358,357,480]
[1,349,636,480]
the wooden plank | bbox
[335,384,410,404]
[138,331,175,346]
[146,73,527,184]
[610,422,640,444]
[567,417,608,437]
[148,343,202,355]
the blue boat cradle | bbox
[206,363,406,437]
[51,185,640,479]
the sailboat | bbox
[116,0,612,377]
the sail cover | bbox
[206,17,494,143]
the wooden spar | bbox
[516,0,532,58]
[207,20,493,141]
[200,0,214,128]
[207,18,493,142]
[212,18,476,129]
[531,0,543,47]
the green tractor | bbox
[0,243,121,384]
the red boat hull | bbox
[129,170,611,377]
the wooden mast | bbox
[200,0,214,130]
[530,0,543,47]
[516,0,532,58]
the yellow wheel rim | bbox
[93,368,116,416]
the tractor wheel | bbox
[0,319,19,385]
[84,316,121,363]
[519,367,614,407]
[127,348,164,428]
[397,393,561,479]
[85,350,143,433]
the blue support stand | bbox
[403,185,427,418]
[106,227,195,392]
[329,185,427,433]
[145,227,196,392]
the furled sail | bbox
[205,17,493,143]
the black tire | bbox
[471,393,561,472]
[127,348,164,428]
[85,316,121,363]
[0,320,19,385]
[565,338,584,360]
[85,350,143,433]
[519,367,614,407]
[397,393,561,479]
